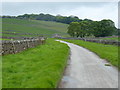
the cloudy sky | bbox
[1,1,118,27]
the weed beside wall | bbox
[1,37,46,55]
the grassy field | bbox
[99,37,119,41]
[2,18,69,38]
[62,39,118,68]
[2,38,69,88]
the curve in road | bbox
[56,40,118,88]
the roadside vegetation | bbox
[62,39,118,68]
[98,37,119,41]
[2,38,69,88]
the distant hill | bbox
[2,13,83,24]
[2,18,69,38]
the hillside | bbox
[2,18,69,38]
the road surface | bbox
[56,40,118,88]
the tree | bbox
[16,13,81,24]
[93,19,116,37]
[67,22,80,37]
[67,21,91,38]
[118,28,120,35]
[79,21,92,37]
[67,19,117,38]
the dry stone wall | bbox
[82,39,119,46]
[57,37,119,46]
[1,37,46,55]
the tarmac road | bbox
[56,40,118,88]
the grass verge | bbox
[99,37,119,41]
[61,39,118,68]
[2,38,69,88]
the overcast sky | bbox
[1,1,118,27]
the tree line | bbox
[67,20,118,37]
[2,13,119,37]
[2,13,82,24]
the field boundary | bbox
[57,37,119,46]
[1,37,46,55]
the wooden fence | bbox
[0,37,46,55]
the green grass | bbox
[2,18,69,37]
[0,38,10,40]
[61,39,118,68]
[98,37,119,41]
[2,38,69,88]
[0,56,1,90]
